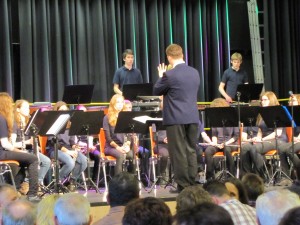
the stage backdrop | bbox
[0,0,299,102]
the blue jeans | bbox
[50,151,87,180]
[38,152,51,183]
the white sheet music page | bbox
[133,116,162,124]
[46,114,70,135]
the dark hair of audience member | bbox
[173,202,234,225]
[203,180,230,197]
[176,185,212,212]
[279,206,300,225]
[241,173,264,205]
[225,177,249,204]
[122,197,172,225]
[108,172,139,207]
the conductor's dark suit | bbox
[153,63,200,190]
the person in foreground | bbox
[54,193,92,225]
[2,199,36,225]
[122,197,172,225]
[154,43,200,193]
[0,184,19,222]
[93,172,139,225]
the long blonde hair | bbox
[107,94,124,126]
[0,93,14,137]
[14,99,30,128]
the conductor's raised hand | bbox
[157,63,167,78]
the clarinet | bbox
[19,120,26,151]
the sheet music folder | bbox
[25,110,74,136]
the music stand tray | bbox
[62,84,94,104]
[285,106,300,127]
[237,83,264,102]
[259,106,291,129]
[236,106,260,127]
[122,83,153,101]
[205,107,239,128]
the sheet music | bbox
[133,116,162,124]
[46,114,70,135]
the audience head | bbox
[256,189,300,225]
[0,92,14,136]
[176,185,212,212]
[2,199,36,225]
[279,206,300,225]
[54,193,91,225]
[37,194,61,225]
[123,100,132,111]
[225,177,249,204]
[210,98,230,107]
[108,172,139,207]
[241,173,264,206]
[203,180,230,204]
[122,197,172,225]
[0,184,18,208]
[173,202,234,225]
[53,101,69,111]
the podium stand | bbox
[258,106,292,185]
[25,110,73,193]
[115,111,153,188]
[69,111,104,193]
[205,107,239,180]
[236,84,264,103]
[62,84,94,105]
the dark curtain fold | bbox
[1,0,231,102]
[264,0,300,97]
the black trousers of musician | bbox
[166,124,198,191]
[279,142,300,176]
[0,150,39,196]
[205,146,237,180]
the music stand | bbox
[236,84,264,103]
[258,106,293,185]
[62,84,94,105]
[115,111,152,189]
[25,110,73,193]
[122,83,153,101]
[205,107,239,180]
[69,111,104,193]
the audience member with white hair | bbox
[54,193,92,225]
[256,189,300,225]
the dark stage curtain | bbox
[264,0,300,98]
[1,0,230,102]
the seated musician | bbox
[13,99,51,185]
[278,94,300,180]
[240,91,288,180]
[0,93,40,201]
[46,101,87,186]
[205,98,239,181]
[103,94,134,176]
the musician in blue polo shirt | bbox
[113,49,143,95]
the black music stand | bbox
[236,84,264,103]
[25,110,73,193]
[205,107,239,181]
[69,111,104,193]
[62,84,94,105]
[123,83,153,101]
[115,111,152,189]
[258,106,293,185]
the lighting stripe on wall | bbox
[130,0,137,67]
[215,0,221,78]
[183,0,188,63]
[112,1,119,69]
[142,0,149,82]
[198,0,204,77]
[225,0,230,65]
[168,0,173,43]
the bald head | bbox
[0,184,18,208]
